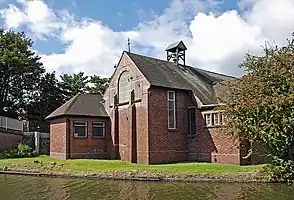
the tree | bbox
[223,34,294,166]
[59,72,109,99]
[26,72,66,132]
[86,75,109,95]
[0,29,45,117]
[59,72,89,100]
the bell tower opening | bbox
[165,40,187,66]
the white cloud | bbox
[0,4,26,28]
[187,11,265,74]
[132,0,218,57]
[42,21,139,76]
[1,0,65,39]
[186,0,294,75]
[245,0,294,40]
[0,0,294,78]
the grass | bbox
[0,155,263,175]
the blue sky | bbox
[0,0,294,77]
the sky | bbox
[0,0,294,78]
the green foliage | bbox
[222,33,294,181]
[0,144,38,159]
[59,72,109,101]
[263,158,294,183]
[26,72,66,131]
[86,75,109,95]
[59,72,90,100]
[0,29,45,116]
[27,71,109,131]
[0,29,110,132]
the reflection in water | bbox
[0,174,294,200]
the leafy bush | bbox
[263,157,294,183]
[0,144,38,159]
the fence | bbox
[23,132,50,155]
[0,116,23,132]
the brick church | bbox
[46,41,266,165]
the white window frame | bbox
[213,112,220,126]
[204,113,212,126]
[202,110,225,127]
[221,112,228,125]
[73,121,88,138]
[92,121,106,138]
[167,91,176,129]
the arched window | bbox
[118,71,131,103]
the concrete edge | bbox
[0,169,273,183]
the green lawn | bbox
[0,156,263,175]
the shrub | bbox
[263,157,294,183]
[0,143,38,159]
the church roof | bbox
[45,93,109,120]
[126,51,236,105]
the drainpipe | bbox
[66,117,71,159]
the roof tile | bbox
[126,52,235,104]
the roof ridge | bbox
[64,93,80,114]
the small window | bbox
[213,113,220,125]
[74,121,87,138]
[92,122,106,138]
[134,81,141,100]
[188,108,196,135]
[204,114,212,126]
[168,91,176,129]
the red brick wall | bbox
[136,105,149,164]
[50,117,68,159]
[0,128,22,152]
[148,86,242,165]
[68,117,110,159]
[104,52,150,164]
[148,87,189,164]
[117,106,131,161]
[190,127,241,165]
[188,109,241,165]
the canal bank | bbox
[0,156,269,183]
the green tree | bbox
[223,34,294,167]
[26,72,66,132]
[59,72,89,100]
[86,75,109,95]
[0,29,45,117]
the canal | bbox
[0,174,294,200]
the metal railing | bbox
[0,116,23,132]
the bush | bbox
[0,144,38,159]
[263,157,294,183]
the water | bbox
[0,174,294,200]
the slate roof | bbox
[45,93,109,120]
[126,52,236,105]
[165,40,187,52]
